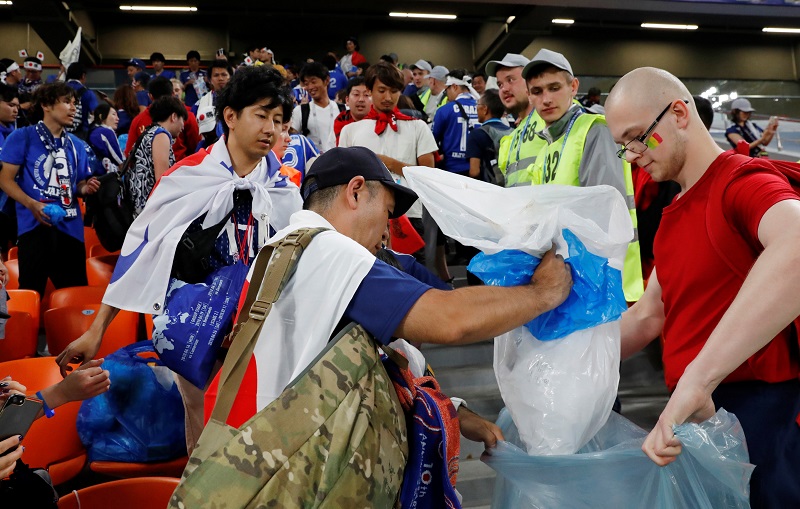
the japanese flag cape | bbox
[103,137,302,314]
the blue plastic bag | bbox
[77,341,187,462]
[485,408,754,509]
[468,229,626,341]
[152,260,249,388]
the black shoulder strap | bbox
[337,103,346,113]
[453,101,473,132]
[301,103,310,136]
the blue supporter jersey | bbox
[327,69,347,101]
[179,69,209,107]
[136,90,152,109]
[292,85,308,105]
[0,125,90,240]
[66,80,98,132]
[88,125,125,174]
[151,69,176,81]
[0,122,13,153]
[282,134,319,179]
[344,259,432,344]
[432,93,478,174]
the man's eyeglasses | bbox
[616,100,689,159]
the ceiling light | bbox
[119,5,197,12]
[506,16,516,24]
[641,22,698,30]
[552,18,574,25]
[763,27,800,33]
[389,12,457,20]
[0,1,13,5]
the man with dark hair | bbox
[0,83,19,148]
[0,82,100,298]
[467,88,512,185]
[132,71,152,111]
[56,66,302,453]
[150,52,175,80]
[290,62,340,152]
[339,62,438,255]
[193,59,233,118]
[580,86,602,108]
[0,83,20,247]
[125,76,201,160]
[471,71,487,96]
[192,146,571,504]
[125,57,146,83]
[65,62,99,137]
[321,54,347,102]
[332,76,371,145]
[127,95,187,216]
[693,95,714,130]
[180,50,208,108]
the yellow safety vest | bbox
[531,111,644,302]
[419,88,448,109]
[497,109,547,188]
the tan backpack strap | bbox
[220,242,274,348]
[210,227,327,424]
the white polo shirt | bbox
[338,118,438,218]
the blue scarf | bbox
[34,121,77,210]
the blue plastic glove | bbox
[43,203,67,225]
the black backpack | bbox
[85,125,152,252]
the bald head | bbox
[605,67,723,188]
[606,67,696,134]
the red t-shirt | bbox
[125,105,201,161]
[655,153,799,390]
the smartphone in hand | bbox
[0,394,43,456]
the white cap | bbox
[196,104,216,134]
[485,53,530,77]
[522,48,573,79]
[410,59,432,73]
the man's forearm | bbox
[398,284,558,345]
[377,154,407,176]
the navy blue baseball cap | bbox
[126,58,146,70]
[301,146,418,219]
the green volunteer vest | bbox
[498,109,547,188]
[419,88,447,110]
[531,112,644,302]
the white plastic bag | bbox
[404,168,632,455]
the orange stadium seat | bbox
[58,477,180,509]
[86,254,118,287]
[44,305,139,359]
[48,286,107,310]
[4,258,18,290]
[6,246,17,260]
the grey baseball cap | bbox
[730,98,755,112]
[410,59,432,73]
[485,53,530,77]
[522,48,573,79]
[430,65,449,82]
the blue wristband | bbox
[35,391,55,418]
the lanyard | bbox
[507,110,535,167]
[542,110,583,181]
[235,212,254,263]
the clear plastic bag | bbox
[404,168,631,455]
[485,408,754,509]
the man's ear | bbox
[223,106,237,132]
[571,77,580,98]
[344,176,367,210]
[673,99,690,128]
